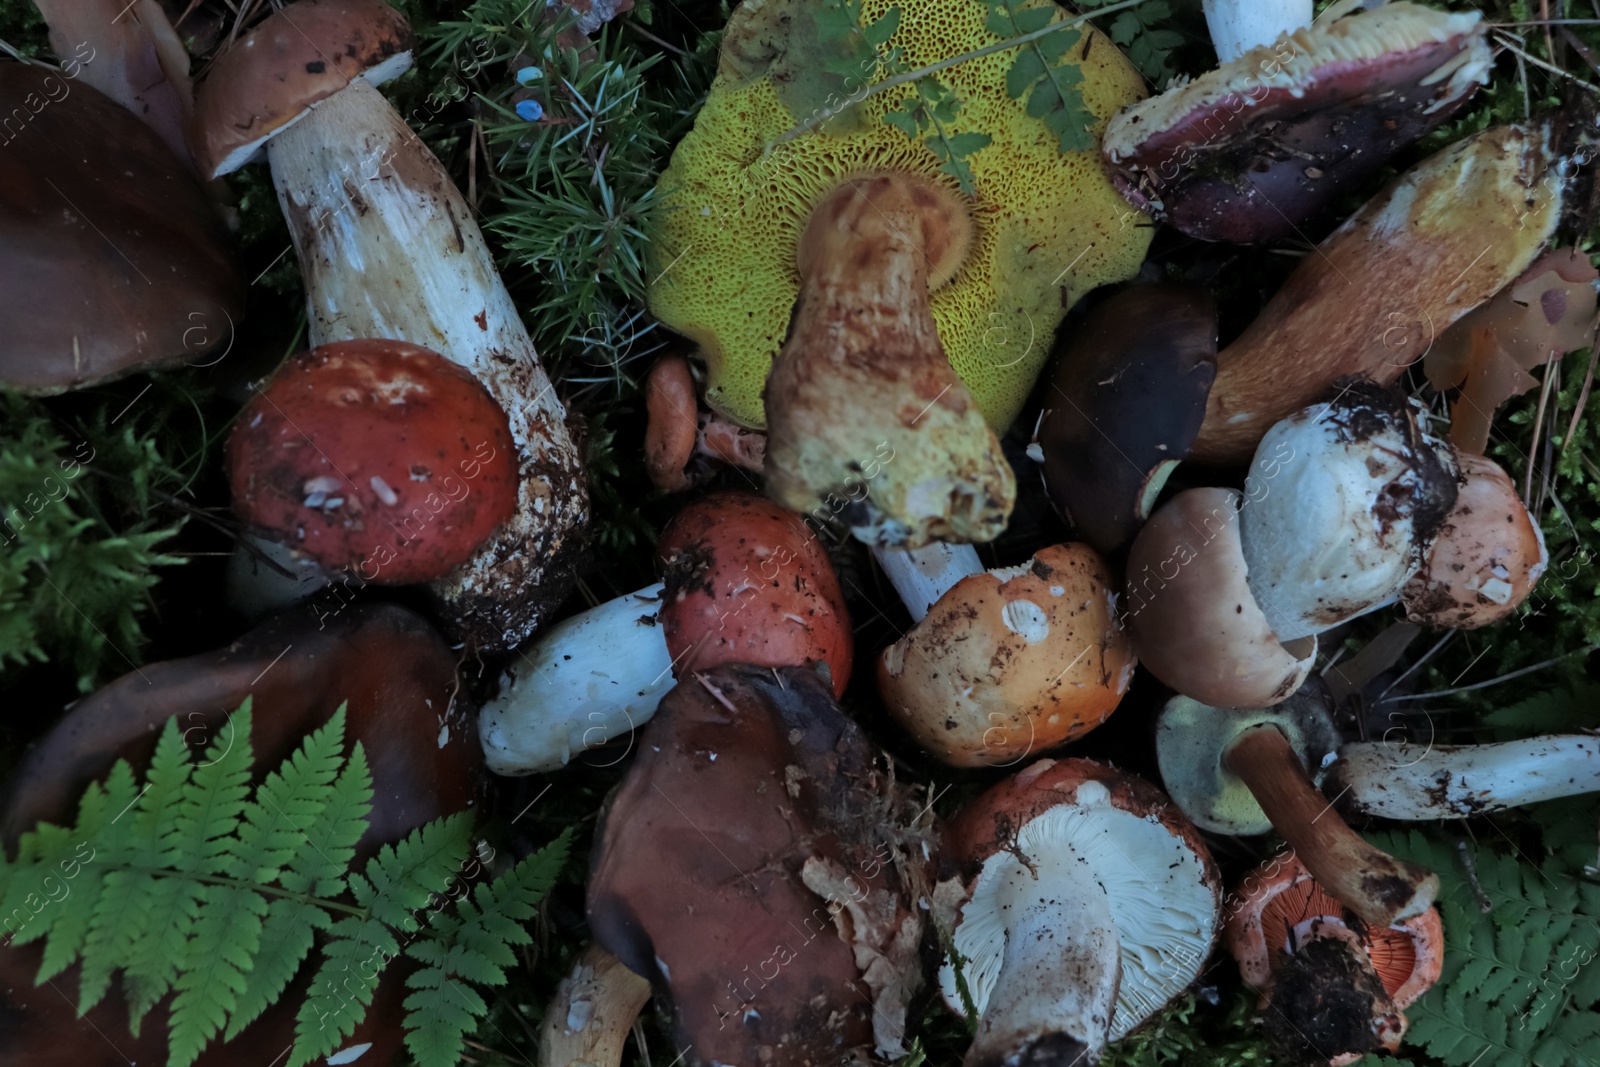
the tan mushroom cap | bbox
[191,0,413,178]
[878,543,1134,768]
[643,354,699,491]
[1125,487,1315,708]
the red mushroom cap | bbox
[228,339,517,584]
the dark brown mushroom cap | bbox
[1037,284,1217,554]
[587,664,933,1067]
[0,64,242,394]
[1102,3,1490,244]
[191,0,412,179]
[0,602,481,1067]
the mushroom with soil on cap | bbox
[191,0,587,650]
[1157,680,1438,928]
[647,0,1154,546]
[1225,852,1443,1066]
[931,758,1221,1066]
[0,63,241,393]
[1104,1,1492,244]
[478,491,852,775]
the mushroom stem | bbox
[539,945,653,1067]
[1202,0,1311,62]
[479,584,674,776]
[764,173,1015,547]
[871,542,984,623]
[1328,736,1600,819]
[266,77,587,648]
[1224,725,1438,927]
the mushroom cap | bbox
[1037,284,1218,554]
[657,491,853,696]
[877,543,1134,767]
[643,354,699,491]
[1125,487,1316,708]
[646,0,1152,431]
[191,0,413,178]
[1239,382,1458,642]
[939,758,1221,1040]
[0,64,243,393]
[1103,3,1490,244]
[227,339,518,585]
[1155,683,1341,836]
[1403,452,1547,628]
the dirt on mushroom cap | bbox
[647,0,1151,431]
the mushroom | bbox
[1157,682,1438,928]
[877,543,1135,767]
[479,492,851,775]
[1034,283,1218,555]
[932,758,1221,1065]
[0,63,241,392]
[587,663,934,1066]
[227,339,519,585]
[1189,122,1567,464]
[0,602,479,1066]
[192,0,587,650]
[1123,487,1316,709]
[644,354,768,492]
[538,945,653,1067]
[1238,382,1458,643]
[647,0,1154,545]
[1401,451,1547,629]
[1326,734,1600,820]
[1104,2,1492,244]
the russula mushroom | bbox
[1034,283,1218,555]
[228,339,519,585]
[0,63,241,392]
[1238,382,1458,643]
[1157,682,1438,928]
[0,602,479,1066]
[647,0,1153,545]
[932,759,1221,1065]
[877,543,1135,767]
[1326,734,1600,820]
[1402,451,1547,629]
[192,0,587,649]
[1190,122,1566,464]
[539,945,653,1067]
[1225,853,1443,1066]
[1104,2,1491,244]
[1124,487,1316,709]
[479,492,851,775]
[588,663,934,1066]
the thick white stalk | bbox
[267,79,586,651]
[479,585,675,775]
[1331,736,1600,819]
[871,542,983,622]
[1203,0,1313,62]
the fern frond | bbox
[235,706,348,884]
[278,742,373,900]
[224,899,327,1041]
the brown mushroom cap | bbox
[878,543,1135,767]
[643,354,699,491]
[0,64,242,393]
[191,0,413,179]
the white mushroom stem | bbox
[871,542,983,622]
[1329,736,1600,819]
[479,585,674,775]
[539,944,652,1067]
[1202,0,1313,62]
[267,77,586,649]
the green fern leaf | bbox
[167,883,268,1067]
[278,742,373,899]
[224,899,328,1040]
[235,706,346,883]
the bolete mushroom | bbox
[932,758,1221,1065]
[192,0,587,649]
[1157,682,1438,928]
[1326,734,1600,820]
[647,0,1153,545]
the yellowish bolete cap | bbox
[647,0,1152,432]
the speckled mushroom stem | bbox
[1327,736,1600,820]
[764,173,1016,547]
[871,542,983,622]
[266,78,588,650]
[1225,725,1438,927]
[539,944,652,1067]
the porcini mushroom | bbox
[1157,682,1438,928]
[192,0,587,649]
[647,0,1154,545]
[1326,734,1600,820]
[932,759,1221,1065]
[1104,2,1492,244]
[479,492,851,775]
